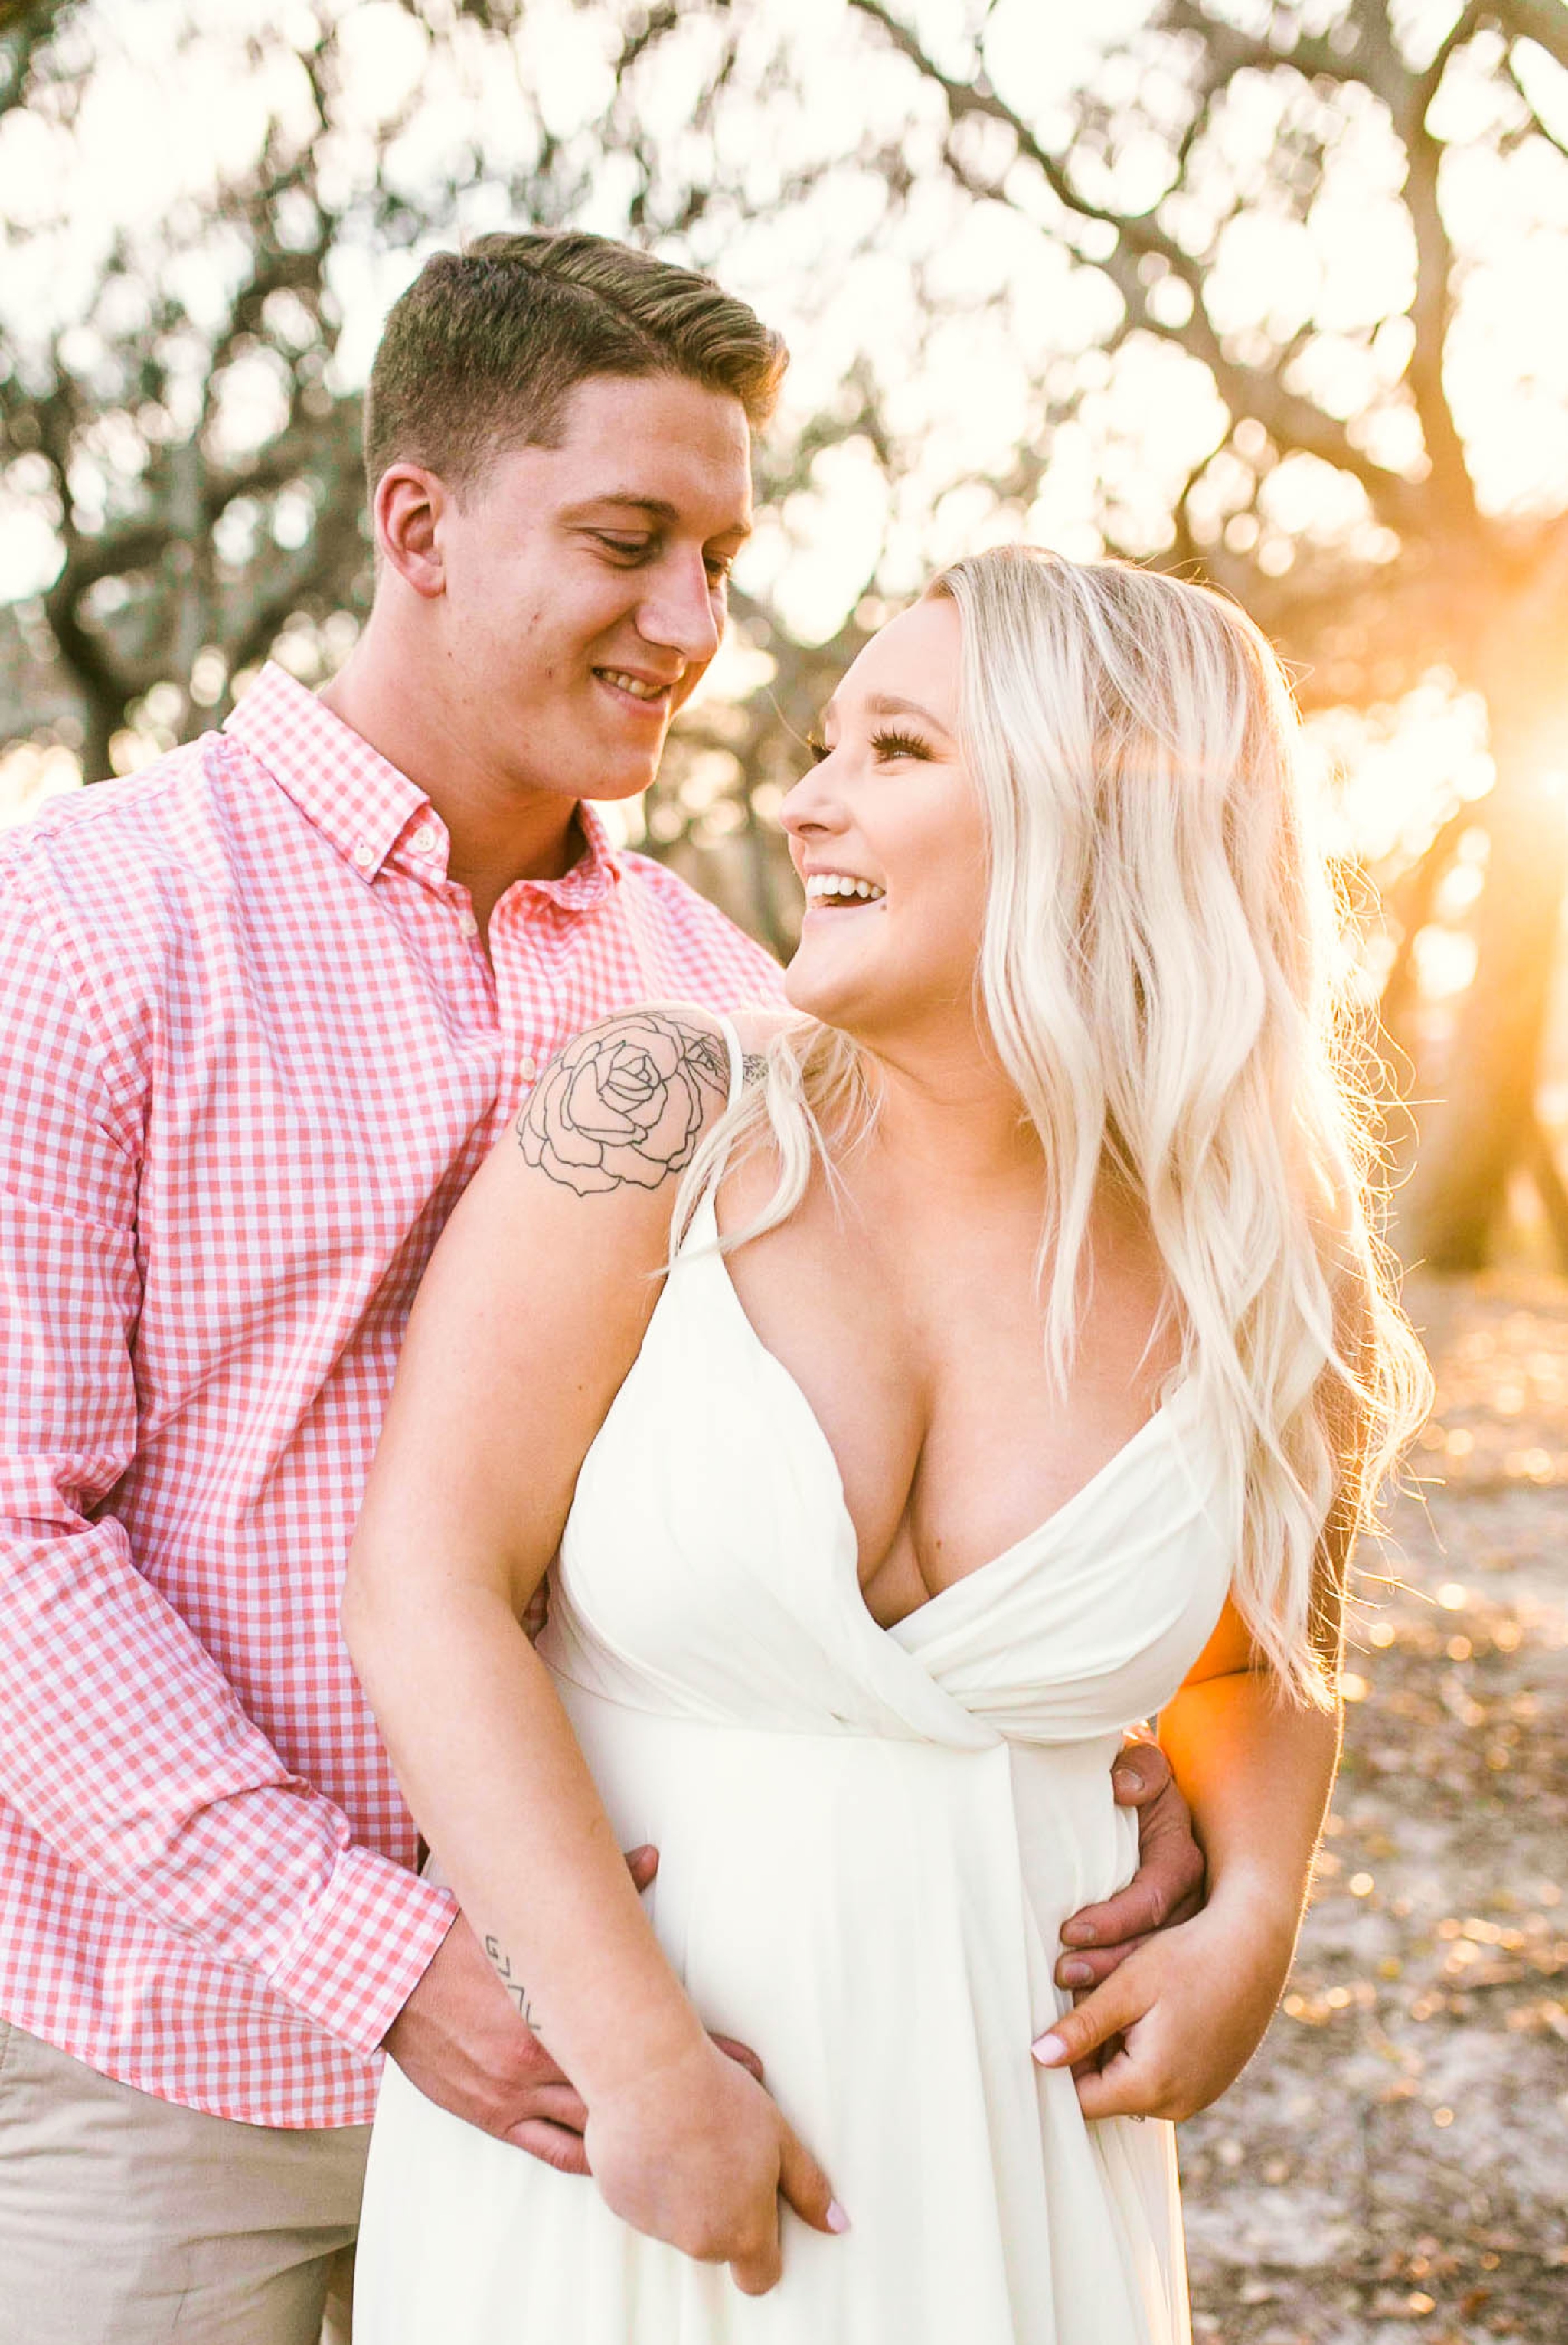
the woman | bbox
[345,548,1429,2343]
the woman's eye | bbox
[805,733,830,766]
[869,729,929,762]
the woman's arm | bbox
[1031,1597,1341,2119]
[342,1011,841,2291]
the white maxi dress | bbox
[354,1017,1236,2345]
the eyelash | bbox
[805,729,929,765]
[871,728,929,761]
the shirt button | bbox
[410,822,439,854]
[458,910,479,939]
[518,1054,538,1082]
[351,841,374,871]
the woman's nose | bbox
[780,758,848,841]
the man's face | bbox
[426,372,753,804]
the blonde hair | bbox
[677,546,1431,1703]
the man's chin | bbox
[576,723,668,805]
[589,766,663,805]
[519,742,660,806]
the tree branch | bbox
[0,0,71,113]
[849,0,1429,535]
[1374,0,1485,531]
[1495,0,1568,74]
[1159,0,1371,92]
[1377,801,1476,1049]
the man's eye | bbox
[593,535,653,562]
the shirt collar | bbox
[223,662,622,906]
[223,664,431,882]
[541,799,620,911]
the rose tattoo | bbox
[518,1014,730,1196]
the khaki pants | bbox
[0,2016,371,2345]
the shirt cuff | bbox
[266,1843,459,2057]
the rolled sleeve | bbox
[268,1844,459,2055]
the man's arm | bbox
[1054,1733,1207,1993]
[1034,1599,1340,2118]
[0,870,454,2058]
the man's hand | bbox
[1033,1891,1294,2121]
[381,1847,763,2175]
[1055,1736,1205,1994]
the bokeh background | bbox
[1,2,1564,2338]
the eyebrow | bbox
[561,492,751,540]
[819,691,954,737]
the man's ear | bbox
[372,462,449,600]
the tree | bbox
[5,0,1567,1249]
[835,0,1568,1267]
[1,2,556,782]
[0,0,894,956]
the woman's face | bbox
[780,594,989,1044]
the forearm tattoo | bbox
[484,1934,542,2033]
[517,1013,730,1197]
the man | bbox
[0,234,1201,2343]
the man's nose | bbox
[637,552,722,665]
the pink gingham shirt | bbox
[0,663,786,2128]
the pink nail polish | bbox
[1032,2032,1069,2067]
[826,2200,851,2233]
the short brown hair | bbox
[363,230,788,501]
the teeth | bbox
[805,874,885,902]
[602,671,666,700]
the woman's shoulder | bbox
[730,1002,810,1086]
[517,1000,774,1203]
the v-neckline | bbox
[688,1189,1186,1637]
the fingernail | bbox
[1117,1766,1145,1793]
[1059,1959,1093,1987]
[826,2200,851,2233]
[1031,2032,1069,2067]
[1060,1922,1095,1948]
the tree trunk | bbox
[1399,739,1568,1271]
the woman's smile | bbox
[802,870,887,910]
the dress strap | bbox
[714,1013,745,1113]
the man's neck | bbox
[318,639,584,938]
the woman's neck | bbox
[851,1035,1044,1197]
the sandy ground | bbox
[1181,1272,1568,2345]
